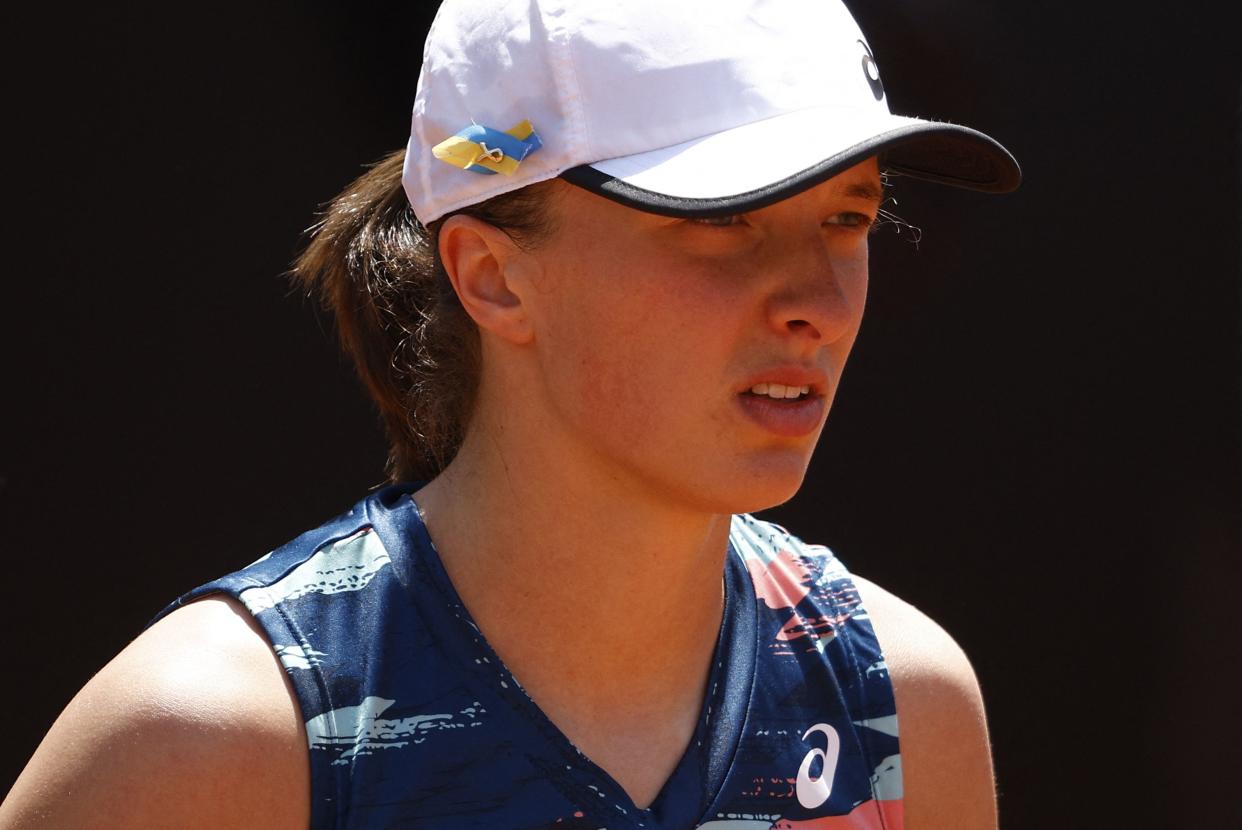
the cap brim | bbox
[561,107,1020,218]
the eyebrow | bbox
[842,181,885,203]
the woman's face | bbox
[518,158,880,515]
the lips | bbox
[737,367,830,438]
[740,366,828,397]
[748,382,812,400]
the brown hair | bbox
[292,149,559,482]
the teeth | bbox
[749,383,812,400]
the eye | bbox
[824,211,876,230]
[689,214,744,227]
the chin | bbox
[680,452,813,516]
[732,476,807,514]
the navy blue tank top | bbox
[153,484,903,828]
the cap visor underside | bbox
[562,113,1021,218]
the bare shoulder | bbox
[853,575,998,830]
[1,597,309,830]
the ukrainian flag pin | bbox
[432,120,543,176]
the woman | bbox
[2,1,1019,827]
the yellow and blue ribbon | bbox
[432,120,542,176]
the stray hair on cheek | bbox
[872,170,923,247]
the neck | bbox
[413,404,732,712]
[410,360,742,808]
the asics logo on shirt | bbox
[796,723,842,809]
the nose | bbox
[763,240,867,347]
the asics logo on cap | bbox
[859,40,884,101]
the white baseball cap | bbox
[402,0,1020,225]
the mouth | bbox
[743,382,814,402]
[736,381,826,438]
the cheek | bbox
[825,248,870,357]
[556,290,682,435]
[536,255,736,442]
[845,260,870,340]
[849,253,870,314]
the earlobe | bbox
[439,215,534,345]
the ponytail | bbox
[292,149,558,481]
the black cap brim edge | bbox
[561,122,1021,218]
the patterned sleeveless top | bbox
[153,483,903,829]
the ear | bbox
[438,215,537,345]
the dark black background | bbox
[4,1,1239,826]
